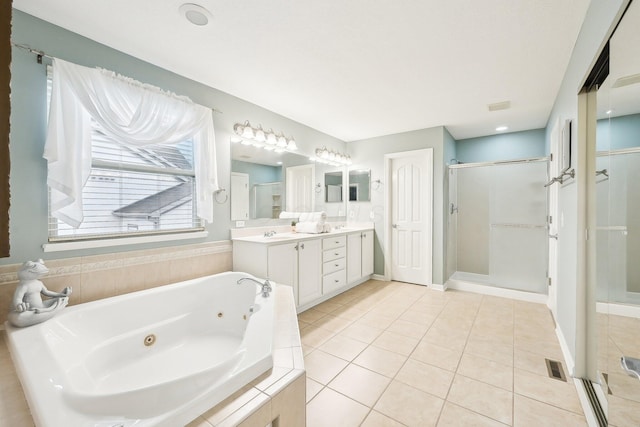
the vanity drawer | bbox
[323,246,346,263]
[323,257,346,275]
[323,269,347,294]
[323,235,346,250]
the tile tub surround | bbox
[0,284,305,427]
[302,280,588,427]
[0,240,232,326]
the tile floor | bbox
[597,312,640,427]
[300,280,588,427]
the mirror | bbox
[348,169,371,202]
[325,171,343,202]
[231,143,347,222]
[593,1,640,421]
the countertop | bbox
[232,224,373,244]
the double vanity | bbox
[233,225,374,312]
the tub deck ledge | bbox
[0,284,305,427]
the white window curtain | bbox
[44,58,218,228]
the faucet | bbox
[263,230,276,237]
[237,277,273,298]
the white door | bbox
[268,243,298,302]
[547,119,562,318]
[286,164,315,212]
[347,232,362,283]
[387,149,433,285]
[361,230,374,277]
[230,172,249,221]
[297,239,322,306]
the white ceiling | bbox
[13,0,590,141]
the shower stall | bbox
[446,158,549,295]
[252,182,282,219]
[596,149,640,305]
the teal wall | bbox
[231,160,282,187]
[5,10,345,265]
[597,113,640,151]
[455,128,546,163]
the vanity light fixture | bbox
[312,147,352,166]
[232,121,298,153]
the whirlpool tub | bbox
[5,271,274,427]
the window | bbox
[46,69,203,242]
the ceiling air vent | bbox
[487,101,511,112]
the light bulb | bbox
[266,130,277,145]
[242,123,255,139]
[255,125,266,142]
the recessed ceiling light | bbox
[179,3,212,26]
[496,126,508,132]
[606,109,614,115]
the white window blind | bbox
[46,68,203,242]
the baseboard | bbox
[596,301,640,318]
[555,325,576,377]
[371,274,386,281]
[430,283,446,292]
[445,279,547,304]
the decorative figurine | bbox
[7,259,72,328]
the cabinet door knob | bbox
[334,279,339,283]
[335,252,339,255]
[300,243,305,249]
[335,264,339,267]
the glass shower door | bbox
[448,159,548,294]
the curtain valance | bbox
[44,58,218,227]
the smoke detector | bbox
[179,3,212,26]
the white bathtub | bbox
[5,271,274,427]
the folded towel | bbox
[279,211,302,219]
[299,211,327,223]
[295,221,324,234]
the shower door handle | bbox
[549,234,558,240]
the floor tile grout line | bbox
[303,281,587,427]
[434,293,486,426]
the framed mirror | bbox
[325,171,343,202]
[231,143,347,223]
[348,169,371,202]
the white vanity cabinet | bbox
[322,235,347,295]
[266,239,324,307]
[232,227,373,311]
[285,239,322,306]
[347,230,374,284]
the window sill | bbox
[42,231,209,252]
